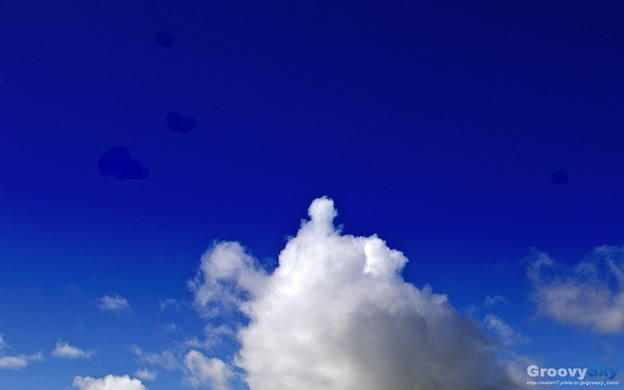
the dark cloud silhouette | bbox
[98,146,149,180]
[155,31,174,47]
[550,170,568,184]
[166,112,197,133]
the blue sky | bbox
[1,1,624,389]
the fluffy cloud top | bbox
[73,375,146,390]
[99,295,131,314]
[528,246,624,334]
[192,197,526,390]
[51,341,94,359]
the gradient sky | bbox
[1,1,624,389]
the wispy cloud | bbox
[134,368,157,381]
[0,352,43,370]
[161,323,182,334]
[51,341,94,359]
[527,245,624,334]
[131,345,177,370]
[0,335,43,370]
[188,241,267,317]
[484,314,528,346]
[98,295,131,314]
[73,375,146,390]
[159,298,180,311]
[183,350,232,390]
[484,294,508,307]
[190,197,528,390]
[183,324,237,351]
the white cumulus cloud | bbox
[72,375,146,390]
[528,246,624,334]
[191,196,528,390]
[183,350,233,390]
[51,340,94,359]
[98,295,131,314]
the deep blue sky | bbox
[1,1,624,389]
